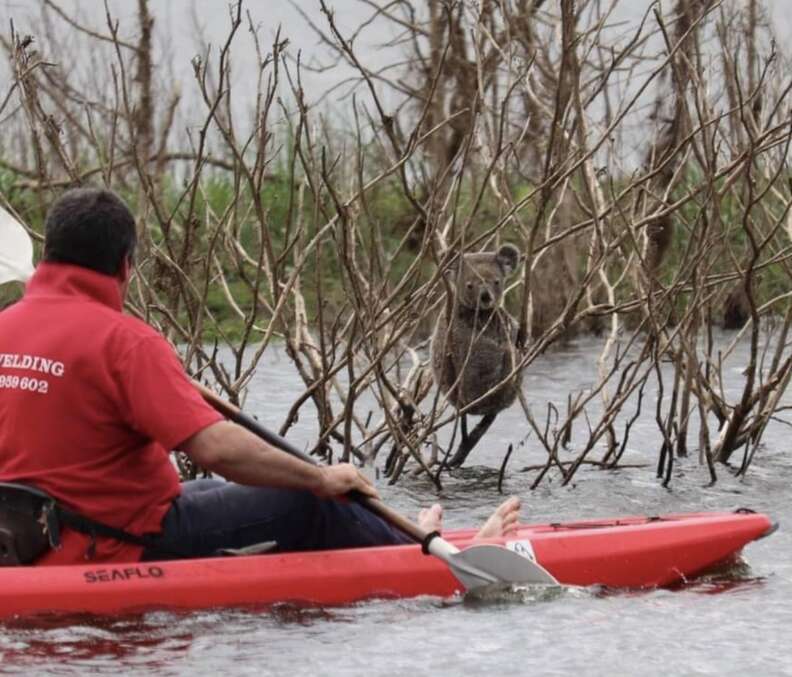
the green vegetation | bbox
[4,161,790,337]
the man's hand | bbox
[315,463,379,500]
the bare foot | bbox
[473,496,521,540]
[418,503,443,532]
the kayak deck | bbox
[0,510,775,618]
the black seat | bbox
[0,482,57,566]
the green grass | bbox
[3,161,789,339]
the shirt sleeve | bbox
[116,335,224,450]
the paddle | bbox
[192,382,558,588]
[0,203,559,590]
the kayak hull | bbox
[0,511,774,618]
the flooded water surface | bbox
[1,335,791,677]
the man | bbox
[0,187,520,564]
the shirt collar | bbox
[25,262,124,311]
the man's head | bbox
[43,187,136,277]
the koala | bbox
[430,243,523,467]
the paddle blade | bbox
[0,205,34,284]
[448,544,559,590]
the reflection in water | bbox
[0,612,194,670]
[677,558,768,597]
[0,603,353,671]
[685,577,767,596]
[270,603,345,627]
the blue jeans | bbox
[142,479,409,560]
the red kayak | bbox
[0,510,775,618]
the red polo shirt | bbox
[0,262,223,563]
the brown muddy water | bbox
[1,334,791,676]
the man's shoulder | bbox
[115,312,162,337]
[108,313,171,352]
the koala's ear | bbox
[495,243,521,275]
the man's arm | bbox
[178,421,378,500]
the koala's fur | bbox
[431,244,523,418]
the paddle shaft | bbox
[192,381,429,544]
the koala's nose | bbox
[479,289,493,306]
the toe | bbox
[497,496,521,516]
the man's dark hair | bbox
[43,187,137,276]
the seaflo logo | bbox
[84,566,165,584]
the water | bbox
[1,335,792,676]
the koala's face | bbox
[453,244,520,311]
